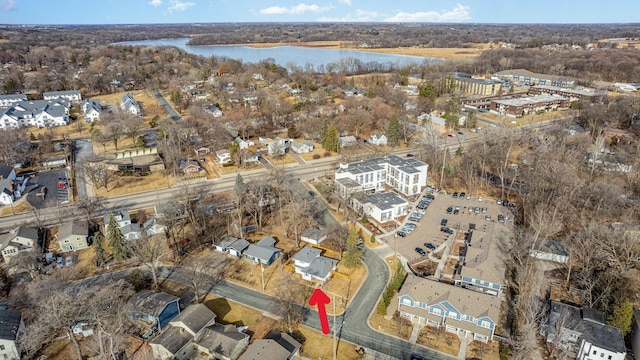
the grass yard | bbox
[93,89,165,120]
[299,145,337,161]
[297,325,363,360]
[202,294,264,327]
[263,153,297,165]
[92,171,174,198]
[416,326,461,356]
[466,340,500,360]
[215,161,264,176]
[0,197,32,216]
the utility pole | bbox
[332,291,337,360]
[260,264,265,291]
[439,146,447,189]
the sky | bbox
[0,0,638,25]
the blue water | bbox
[113,38,441,72]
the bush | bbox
[222,162,236,167]
[128,268,149,291]
[370,233,376,243]
[323,151,331,157]
[376,301,387,315]
[312,154,321,159]
[361,214,369,224]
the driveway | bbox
[26,168,69,209]
[152,89,182,121]
[74,138,94,199]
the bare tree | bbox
[128,234,170,290]
[270,272,308,333]
[76,196,107,226]
[83,160,116,192]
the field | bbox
[93,89,165,120]
[240,40,490,59]
[91,171,174,198]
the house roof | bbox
[0,309,21,341]
[0,164,14,179]
[335,154,426,176]
[0,94,26,101]
[180,159,200,170]
[535,239,570,257]
[290,140,313,149]
[492,95,568,107]
[195,324,249,355]
[398,275,501,324]
[143,218,166,233]
[264,332,301,355]
[305,256,336,280]
[256,236,276,248]
[150,325,192,354]
[301,228,327,242]
[293,246,322,264]
[548,301,626,354]
[244,243,281,263]
[171,303,216,335]
[217,236,251,253]
[58,220,88,240]
[0,226,38,251]
[459,229,506,287]
[494,69,574,82]
[129,291,179,318]
[120,223,141,236]
[43,90,80,97]
[239,333,301,360]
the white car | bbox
[478,196,483,202]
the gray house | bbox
[239,332,301,360]
[129,291,180,332]
[150,304,217,360]
[243,236,281,266]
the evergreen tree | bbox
[107,214,127,261]
[320,119,329,144]
[386,115,400,147]
[93,231,106,267]
[608,299,634,335]
[343,227,364,269]
[323,126,340,152]
[135,135,146,148]
[234,173,245,196]
[229,142,240,165]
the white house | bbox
[350,192,408,225]
[214,236,250,258]
[0,99,70,129]
[82,99,102,123]
[0,226,38,263]
[290,140,314,154]
[546,301,627,360]
[265,137,289,156]
[338,135,357,148]
[369,133,388,146]
[0,94,27,107]
[216,149,232,164]
[334,154,428,197]
[143,219,167,236]
[43,90,82,104]
[0,180,16,206]
[0,309,24,360]
[121,93,141,115]
[233,137,254,150]
[103,211,141,241]
[292,246,338,282]
[300,228,327,246]
[530,239,570,264]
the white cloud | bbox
[167,0,195,12]
[383,3,471,22]
[149,0,162,7]
[318,9,379,22]
[0,0,18,12]
[260,3,334,15]
[338,0,351,5]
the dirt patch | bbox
[416,325,461,356]
[0,196,32,216]
[466,340,500,360]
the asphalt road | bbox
[152,89,182,121]
[74,138,94,200]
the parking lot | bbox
[392,191,514,261]
[26,169,70,209]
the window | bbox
[593,351,597,355]
[0,344,4,350]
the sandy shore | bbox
[232,40,488,59]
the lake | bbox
[113,38,442,72]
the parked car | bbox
[481,207,488,213]
[498,214,505,223]
[397,230,407,237]
[402,227,415,234]
[417,203,428,210]
[452,192,458,198]
[468,207,473,213]
[453,209,459,215]
[459,192,466,199]
[404,222,417,229]
[478,196,483,202]
[406,153,414,157]
[455,205,460,211]
[424,242,436,250]
[424,194,435,201]
[441,218,448,226]
[440,226,454,234]
[446,206,453,214]
[466,194,472,200]
[474,206,480,213]
[415,247,427,256]
[485,215,492,221]
[496,199,502,205]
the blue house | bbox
[129,291,180,332]
[243,236,282,266]
[397,275,501,343]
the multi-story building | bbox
[494,69,575,88]
[0,94,27,107]
[453,229,505,297]
[334,155,428,198]
[350,191,408,225]
[0,98,70,129]
[398,275,501,343]
[528,85,605,103]
[451,72,502,96]
[43,90,82,104]
[490,94,570,118]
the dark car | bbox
[498,214,505,223]
[457,131,464,135]
[424,242,436,250]
[453,209,459,215]
[397,230,407,237]
[452,192,458,198]
[440,226,454,234]
[415,247,427,256]
[417,203,428,210]
[459,192,466,199]
[446,206,453,214]
[406,153,414,157]
[424,194,435,201]
[441,218,448,226]
[411,355,427,360]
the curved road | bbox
[78,250,454,360]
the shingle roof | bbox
[238,333,301,360]
[0,308,22,341]
[0,164,14,179]
[301,228,327,242]
[195,324,249,356]
[129,291,179,318]
[150,325,192,354]
[57,220,88,240]
[43,90,81,97]
[171,303,216,335]
[292,246,322,264]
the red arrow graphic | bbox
[308,288,331,334]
